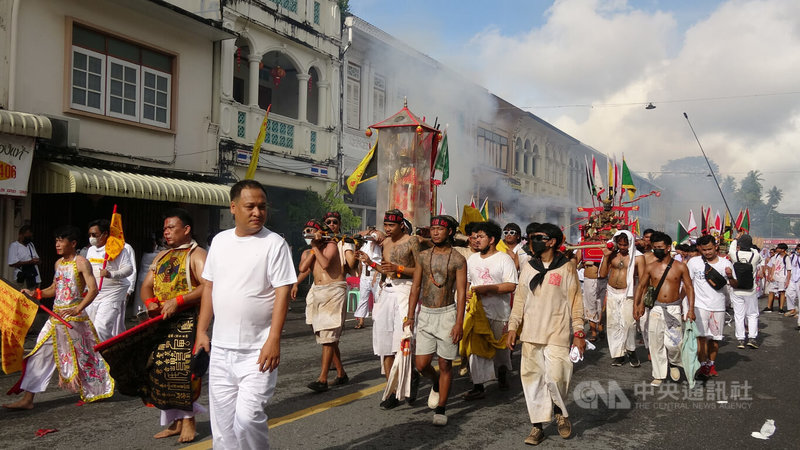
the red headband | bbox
[305,220,322,230]
[384,213,404,224]
[430,217,455,229]
[324,211,341,220]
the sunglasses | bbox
[325,219,339,225]
[529,234,550,242]
[502,230,517,236]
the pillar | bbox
[248,54,261,107]
[221,39,235,100]
[297,73,310,123]
[317,81,329,128]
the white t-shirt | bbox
[7,241,41,283]
[359,240,382,277]
[767,254,789,283]
[729,250,761,295]
[202,227,297,350]
[124,243,137,295]
[467,251,518,321]
[687,255,734,312]
[790,254,800,283]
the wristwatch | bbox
[573,330,586,339]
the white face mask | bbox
[304,238,312,246]
[89,237,99,247]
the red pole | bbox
[97,204,117,292]
[27,291,72,329]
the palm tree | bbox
[766,186,783,211]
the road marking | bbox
[182,382,387,450]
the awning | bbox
[31,162,230,207]
[0,110,52,139]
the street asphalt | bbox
[0,295,797,449]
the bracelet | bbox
[404,316,415,322]
[145,297,158,307]
[176,295,185,307]
[573,330,586,339]
[35,288,42,300]
[369,261,377,268]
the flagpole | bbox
[683,113,734,221]
[97,204,116,292]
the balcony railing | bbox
[221,99,334,163]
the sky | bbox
[350,0,800,213]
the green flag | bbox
[677,220,690,244]
[741,208,750,232]
[621,157,636,201]
[434,131,449,183]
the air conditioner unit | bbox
[41,114,80,149]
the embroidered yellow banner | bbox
[0,280,38,373]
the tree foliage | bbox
[287,184,362,232]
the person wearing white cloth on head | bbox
[728,234,762,349]
[599,229,645,367]
[84,218,134,342]
[196,180,297,450]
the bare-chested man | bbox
[599,230,645,367]
[403,215,466,426]
[578,250,607,342]
[300,219,348,392]
[634,231,695,386]
[357,209,427,409]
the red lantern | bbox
[271,65,286,87]
[365,128,373,137]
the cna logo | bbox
[0,161,17,181]
[573,380,631,409]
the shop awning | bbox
[31,162,230,207]
[0,110,52,139]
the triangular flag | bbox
[433,131,449,184]
[346,135,378,194]
[630,218,641,237]
[438,200,446,216]
[714,210,722,234]
[469,196,476,209]
[593,156,604,198]
[106,208,125,260]
[607,156,613,200]
[677,220,690,244]
[742,208,751,232]
[245,105,271,180]
[584,155,595,198]
[459,205,486,234]
[479,198,489,220]
[687,210,698,234]
[704,208,712,234]
[700,206,708,235]
[734,209,744,230]
[621,157,637,201]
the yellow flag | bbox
[0,280,38,373]
[106,208,125,260]
[245,105,271,180]
[346,132,378,194]
[497,239,509,253]
[459,205,486,234]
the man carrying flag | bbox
[85,216,134,342]
[4,226,113,410]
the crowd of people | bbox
[4,180,800,448]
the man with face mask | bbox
[507,222,585,445]
[599,230,646,367]
[8,225,41,289]
[298,219,349,393]
[634,231,695,386]
[84,218,134,342]
[765,243,790,313]
[463,221,517,399]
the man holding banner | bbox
[3,226,113,410]
[138,208,208,443]
[85,218,134,341]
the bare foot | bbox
[153,421,182,439]
[178,417,196,443]
[2,393,34,410]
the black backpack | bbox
[733,252,755,290]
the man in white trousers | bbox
[729,234,762,349]
[196,180,297,449]
[354,229,382,329]
[85,218,134,342]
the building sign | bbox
[0,133,35,197]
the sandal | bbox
[354,319,364,329]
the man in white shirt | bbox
[7,225,41,289]
[196,180,297,449]
[783,244,799,317]
[687,235,737,377]
[354,229,382,329]
[84,219,134,342]
[728,234,762,349]
[464,221,518,400]
[765,243,790,313]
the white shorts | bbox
[695,308,725,341]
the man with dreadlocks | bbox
[507,223,585,445]
[403,215,466,426]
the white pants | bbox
[355,276,380,319]
[209,347,278,450]
[785,281,799,310]
[468,318,512,385]
[85,296,126,342]
[372,280,412,357]
[639,309,650,349]
[19,326,57,393]
[730,290,759,340]
[647,305,683,380]
[520,342,571,424]
[582,278,607,323]
[606,286,636,358]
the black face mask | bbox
[653,248,667,260]
[22,237,32,245]
[530,240,548,256]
